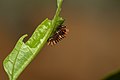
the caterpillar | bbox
[47,25,69,46]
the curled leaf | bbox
[3,0,64,80]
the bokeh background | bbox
[0,0,120,80]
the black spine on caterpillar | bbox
[47,25,69,46]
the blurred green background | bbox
[0,0,120,80]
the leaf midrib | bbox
[11,42,23,80]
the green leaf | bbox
[103,70,120,80]
[3,0,64,80]
[3,19,52,80]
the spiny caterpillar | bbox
[47,25,69,46]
